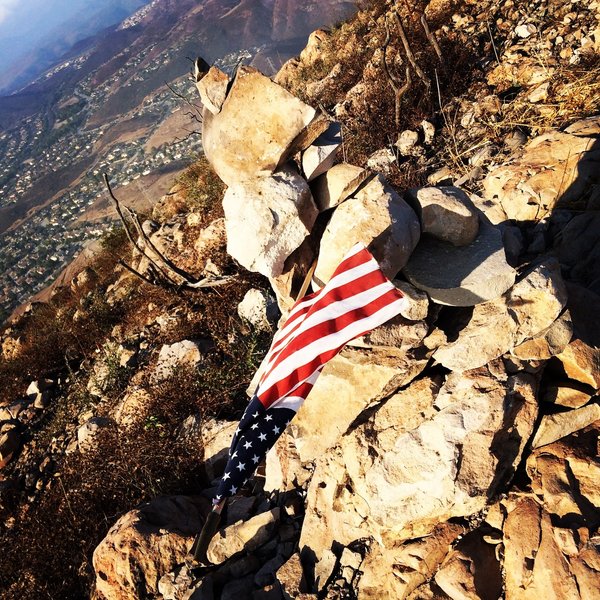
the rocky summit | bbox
[1,0,599,599]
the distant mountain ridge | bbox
[0,0,356,130]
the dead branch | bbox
[103,173,235,291]
[393,11,431,90]
[420,13,443,61]
[383,16,413,128]
[165,81,203,122]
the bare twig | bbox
[383,16,412,127]
[165,81,203,121]
[420,13,443,61]
[103,172,235,291]
[487,22,501,64]
[393,11,431,90]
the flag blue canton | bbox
[214,396,294,501]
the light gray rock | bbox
[396,129,421,156]
[310,163,372,212]
[196,66,229,114]
[223,166,318,278]
[301,121,342,181]
[403,217,516,306]
[238,289,278,331]
[391,280,430,321]
[406,186,480,247]
[153,340,207,382]
[315,174,420,285]
[366,148,396,174]
[202,67,318,186]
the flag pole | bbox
[189,498,226,565]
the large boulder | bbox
[0,428,20,469]
[299,369,537,563]
[403,216,516,306]
[93,496,208,600]
[434,260,567,371]
[223,166,318,278]
[202,67,320,186]
[483,116,600,221]
[314,174,420,285]
[196,65,229,114]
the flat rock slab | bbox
[403,217,516,306]
[301,121,342,181]
[532,403,600,449]
[202,67,317,186]
[315,174,420,284]
[406,186,479,246]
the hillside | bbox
[1,0,599,598]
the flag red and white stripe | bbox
[255,243,407,412]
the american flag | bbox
[213,243,407,503]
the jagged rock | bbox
[113,387,152,428]
[502,493,600,600]
[406,186,480,247]
[221,575,255,600]
[0,429,20,469]
[193,218,226,262]
[93,496,207,600]
[531,403,600,448]
[527,423,600,522]
[483,116,600,221]
[403,216,515,307]
[202,67,318,186]
[300,369,537,562]
[77,417,113,452]
[434,260,567,371]
[555,339,600,390]
[196,66,229,114]
[289,346,431,465]
[349,314,429,353]
[511,310,573,360]
[301,121,342,181]
[223,166,318,278]
[153,340,208,382]
[276,553,305,599]
[310,163,371,212]
[556,212,600,293]
[314,174,420,285]
[434,531,503,600]
[238,289,279,331]
[207,508,281,565]
[543,382,593,409]
[391,280,429,321]
[358,523,464,600]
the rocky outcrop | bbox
[93,496,208,600]
[483,117,600,221]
